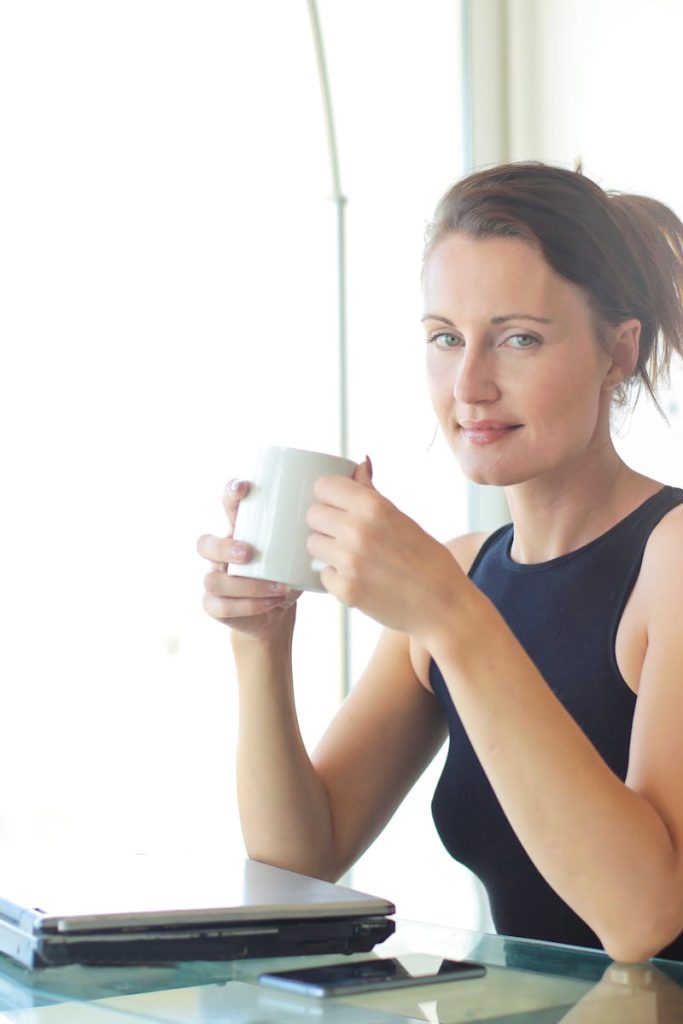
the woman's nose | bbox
[452,348,500,404]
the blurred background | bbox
[0,0,681,930]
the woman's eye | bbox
[505,333,539,349]
[429,332,462,349]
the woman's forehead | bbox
[422,233,589,322]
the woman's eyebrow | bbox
[421,313,553,325]
[491,313,554,324]
[421,314,455,324]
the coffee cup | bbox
[228,446,357,593]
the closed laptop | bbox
[0,857,395,969]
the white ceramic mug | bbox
[228,446,357,593]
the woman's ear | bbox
[603,318,641,390]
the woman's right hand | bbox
[197,479,301,641]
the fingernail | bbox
[231,541,249,559]
[365,455,373,478]
[269,581,288,592]
[227,479,244,492]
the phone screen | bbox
[258,954,486,997]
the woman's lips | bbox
[459,422,522,444]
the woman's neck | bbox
[503,446,660,565]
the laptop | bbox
[0,856,395,969]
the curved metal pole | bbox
[306,0,351,700]
[306,0,348,462]
[306,2,343,203]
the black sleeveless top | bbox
[430,485,683,960]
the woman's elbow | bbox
[599,907,683,964]
[602,934,656,964]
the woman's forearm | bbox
[426,591,682,962]
[232,618,338,880]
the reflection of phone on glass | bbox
[258,954,486,997]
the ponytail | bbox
[605,192,683,412]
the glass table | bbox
[1,919,682,1023]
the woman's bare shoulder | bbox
[639,499,683,593]
[649,496,683,538]
[445,529,497,574]
[622,500,683,679]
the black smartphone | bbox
[258,954,486,997]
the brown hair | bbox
[423,162,683,417]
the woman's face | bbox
[422,232,614,488]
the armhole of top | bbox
[467,522,512,579]
[429,523,512,694]
[608,492,683,694]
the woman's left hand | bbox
[306,458,466,641]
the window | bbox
[1,1,483,927]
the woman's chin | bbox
[458,462,531,488]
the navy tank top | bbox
[430,485,683,960]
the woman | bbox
[198,162,683,962]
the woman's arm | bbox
[428,585,683,963]
[308,475,683,960]
[199,473,448,882]
[235,625,446,881]
[429,504,683,962]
